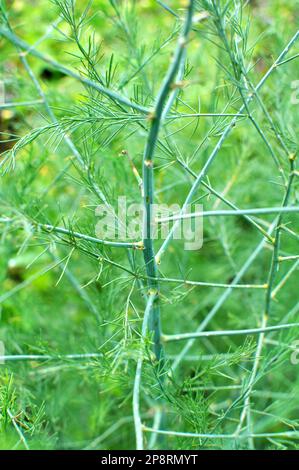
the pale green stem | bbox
[7,408,30,450]
[0,353,102,361]
[162,322,299,342]
[0,26,149,114]
[147,276,266,289]
[0,100,43,109]
[133,294,155,450]
[39,223,142,249]
[156,205,299,223]
[143,427,299,440]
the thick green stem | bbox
[142,0,195,362]
[133,293,155,450]
[134,1,194,449]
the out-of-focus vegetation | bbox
[0,0,299,450]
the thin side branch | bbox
[0,26,150,114]
[163,322,299,342]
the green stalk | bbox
[156,205,299,223]
[0,353,102,361]
[7,408,29,450]
[133,293,155,450]
[265,158,296,316]
[235,154,296,440]
[146,276,266,289]
[0,26,149,114]
[162,322,299,342]
[134,1,194,449]
[142,0,195,362]
[39,223,142,249]
[143,427,299,440]
[0,100,43,109]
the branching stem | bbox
[142,0,194,362]
[0,26,150,114]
